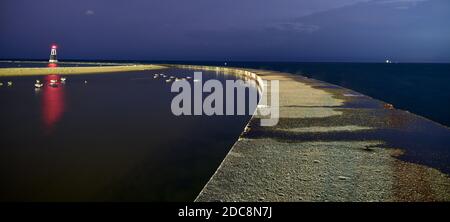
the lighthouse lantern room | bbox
[49,44,58,63]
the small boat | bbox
[165,79,172,83]
[49,82,58,87]
[170,76,175,79]
[61,77,66,82]
[7,81,13,86]
[153,76,158,79]
[186,76,192,79]
[50,79,57,83]
[0,82,3,87]
[34,83,43,88]
[84,80,88,84]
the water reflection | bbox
[47,63,58,68]
[0,67,256,201]
[42,74,65,134]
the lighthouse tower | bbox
[49,44,58,63]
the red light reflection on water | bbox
[47,63,58,68]
[41,74,65,134]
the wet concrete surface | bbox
[172,65,450,202]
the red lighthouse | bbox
[49,44,58,63]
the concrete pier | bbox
[173,65,450,202]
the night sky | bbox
[1,0,449,62]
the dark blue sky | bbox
[1,0,449,62]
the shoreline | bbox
[168,65,450,202]
[0,64,167,77]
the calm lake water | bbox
[0,66,257,201]
[163,62,450,128]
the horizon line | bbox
[1,58,449,65]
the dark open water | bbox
[0,65,256,201]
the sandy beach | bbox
[0,64,166,77]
